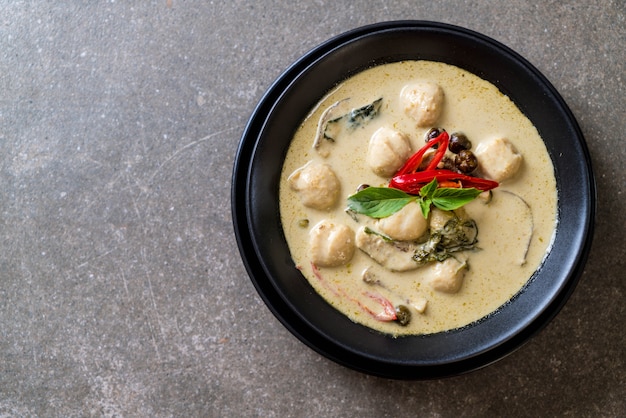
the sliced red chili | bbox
[362,291,397,322]
[425,132,449,171]
[390,169,499,194]
[310,263,397,322]
[394,131,450,176]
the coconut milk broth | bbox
[279,60,557,335]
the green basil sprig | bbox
[347,179,482,219]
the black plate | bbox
[231,21,595,379]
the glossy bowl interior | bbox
[231,21,595,379]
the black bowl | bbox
[231,21,595,379]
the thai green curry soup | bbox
[279,60,557,336]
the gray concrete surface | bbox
[1,1,624,417]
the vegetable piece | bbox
[362,267,428,316]
[438,216,478,249]
[394,305,411,326]
[346,98,383,127]
[361,267,382,285]
[413,214,478,265]
[323,98,383,141]
[363,291,397,322]
[309,262,396,322]
[355,226,421,272]
[313,98,350,151]
[410,298,428,314]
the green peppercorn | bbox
[395,305,411,326]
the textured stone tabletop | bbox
[1,1,624,417]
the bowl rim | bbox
[231,20,595,379]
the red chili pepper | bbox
[362,291,397,322]
[425,132,449,171]
[390,169,499,194]
[394,131,450,176]
[310,262,397,322]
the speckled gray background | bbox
[1,1,624,417]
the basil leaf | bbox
[419,178,438,199]
[324,98,382,140]
[347,97,382,127]
[347,187,415,218]
[418,197,432,219]
[431,187,482,211]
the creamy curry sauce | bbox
[279,60,557,336]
